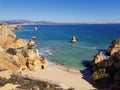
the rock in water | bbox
[108,38,120,55]
[71,36,77,43]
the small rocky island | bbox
[71,36,77,43]
[91,38,120,89]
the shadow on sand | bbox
[79,49,107,83]
[79,60,93,86]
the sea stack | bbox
[71,36,77,43]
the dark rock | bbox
[114,70,120,81]
[91,38,120,89]
[6,48,17,55]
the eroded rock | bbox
[0,23,48,73]
[92,51,107,64]
[108,38,120,55]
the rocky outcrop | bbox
[0,23,18,49]
[13,38,27,48]
[91,39,120,89]
[108,38,120,55]
[71,36,77,43]
[22,48,48,71]
[110,51,120,69]
[0,23,48,73]
[111,51,120,62]
[114,70,120,81]
[8,24,21,30]
[92,51,106,64]
[28,36,36,48]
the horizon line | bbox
[0,19,120,24]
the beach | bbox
[22,64,95,90]
[0,24,96,90]
[1,24,119,89]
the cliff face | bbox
[0,23,48,73]
[92,51,106,64]
[0,23,26,49]
[108,38,120,55]
[91,38,120,89]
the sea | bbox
[14,24,120,70]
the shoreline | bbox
[48,61,83,74]
[22,63,95,90]
[14,24,94,89]
[0,23,95,90]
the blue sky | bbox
[0,0,120,23]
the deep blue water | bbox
[14,24,120,70]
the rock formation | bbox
[0,45,4,52]
[28,36,36,48]
[92,51,106,64]
[91,39,120,89]
[71,36,77,43]
[114,70,120,81]
[108,38,120,55]
[0,23,48,73]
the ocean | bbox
[14,24,120,70]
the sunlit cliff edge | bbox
[0,23,48,74]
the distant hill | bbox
[0,20,61,24]
[1,20,119,25]
[0,20,32,24]
[0,20,84,25]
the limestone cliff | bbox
[91,39,120,89]
[0,23,48,73]
[92,51,106,64]
[108,38,120,55]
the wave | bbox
[39,48,54,56]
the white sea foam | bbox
[39,48,54,56]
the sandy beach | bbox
[22,64,95,90]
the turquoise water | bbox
[15,24,120,70]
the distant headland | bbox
[0,20,120,25]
